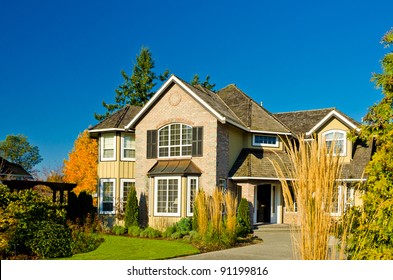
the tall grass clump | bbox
[194,189,209,236]
[210,188,223,237]
[224,191,238,237]
[272,136,344,260]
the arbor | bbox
[0,134,42,173]
[95,47,169,121]
[346,29,393,259]
[63,130,98,196]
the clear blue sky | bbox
[1,0,392,173]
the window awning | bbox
[147,160,202,176]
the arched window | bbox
[158,124,192,157]
[323,130,346,156]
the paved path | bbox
[175,224,294,260]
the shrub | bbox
[124,186,139,228]
[128,226,142,237]
[236,198,252,237]
[78,191,94,224]
[140,227,161,238]
[112,225,126,235]
[28,221,72,259]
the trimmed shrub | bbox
[128,226,142,237]
[124,186,139,228]
[236,198,252,237]
[140,227,162,238]
[112,225,126,235]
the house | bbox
[88,75,373,227]
[0,156,34,181]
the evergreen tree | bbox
[191,74,216,91]
[124,186,139,228]
[95,47,169,121]
[236,198,252,237]
[346,29,393,259]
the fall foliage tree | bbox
[63,130,98,195]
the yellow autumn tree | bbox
[63,130,98,196]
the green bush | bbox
[112,225,126,235]
[28,221,73,259]
[140,227,161,238]
[236,198,252,237]
[124,186,139,228]
[128,226,142,237]
[68,219,104,254]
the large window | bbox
[121,133,135,161]
[158,124,192,157]
[120,179,135,212]
[100,179,116,214]
[323,130,346,156]
[187,177,199,216]
[154,176,181,216]
[252,135,279,147]
[101,133,116,161]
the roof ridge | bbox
[274,107,336,115]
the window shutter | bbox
[192,127,203,157]
[147,130,157,159]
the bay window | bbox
[154,176,181,216]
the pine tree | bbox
[346,28,393,259]
[95,47,169,121]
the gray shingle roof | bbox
[89,105,142,131]
[273,108,360,136]
[217,85,291,133]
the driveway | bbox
[175,224,294,260]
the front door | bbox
[257,185,271,223]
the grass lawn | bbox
[62,234,200,260]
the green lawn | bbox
[62,234,200,260]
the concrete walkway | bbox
[175,224,295,260]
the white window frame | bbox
[154,176,181,217]
[187,176,199,216]
[323,130,347,156]
[252,134,279,147]
[331,185,344,216]
[158,123,192,158]
[100,133,116,161]
[121,133,136,161]
[120,179,135,212]
[99,178,116,214]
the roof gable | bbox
[274,108,360,136]
[217,85,291,134]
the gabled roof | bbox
[125,75,246,130]
[217,85,291,134]
[89,105,142,133]
[0,157,34,180]
[273,108,360,136]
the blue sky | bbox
[0,0,392,173]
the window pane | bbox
[103,135,114,149]
[159,147,168,157]
[182,145,192,156]
[103,149,114,158]
[254,135,277,145]
[170,124,181,146]
[157,179,167,213]
[182,125,192,145]
[170,146,180,156]
[124,149,135,158]
[103,182,113,201]
[189,178,197,214]
[168,179,178,213]
[159,127,169,146]
[124,135,135,149]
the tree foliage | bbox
[191,74,216,91]
[236,198,252,237]
[63,130,98,195]
[346,28,393,259]
[0,134,42,173]
[95,47,169,121]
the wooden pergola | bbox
[2,180,77,204]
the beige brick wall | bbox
[134,83,220,226]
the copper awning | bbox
[147,160,202,176]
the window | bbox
[323,130,346,156]
[100,179,116,214]
[218,178,227,191]
[154,176,181,216]
[187,177,199,216]
[331,185,344,216]
[252,135,279,147]
[121,133,135,160]
[158,124,192,157]
[101,133,116,161]
[120,179,135,212]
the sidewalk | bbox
[175,224,294,260]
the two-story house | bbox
[88,75,373,227]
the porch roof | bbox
[147,160,202,176]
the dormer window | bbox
[252,134,279,147]
[158,124,192,157]
[323,130,346,156]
